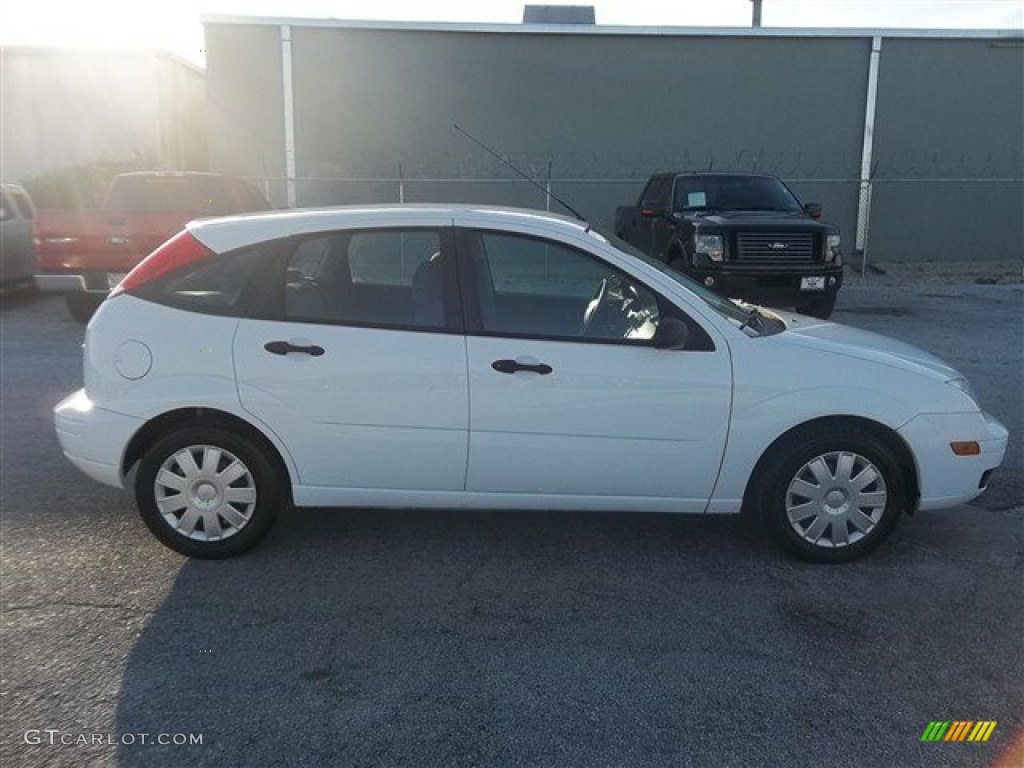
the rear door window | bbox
[283,229,453,331]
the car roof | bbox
[655,171,781,180]
[187,204,590,253]
[117,171,231,180]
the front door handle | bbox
[491,358,553,375]
[264,340,325,357]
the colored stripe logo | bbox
[921,721,997,742]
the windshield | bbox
[588,227,752,325]
[673,175,803,213]
[105,175,238,215]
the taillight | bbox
[111,230,213,296]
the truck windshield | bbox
[673,175,803,213]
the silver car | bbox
[0,183,38,290]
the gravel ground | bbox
[842,259,1023,287]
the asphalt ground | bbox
[1,285,1021,768]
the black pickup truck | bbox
[615,172,843,318]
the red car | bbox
[35,171,269,322]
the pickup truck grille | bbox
[735,232,817,263]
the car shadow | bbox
[110,503,1023,766]
[111,506,780,766]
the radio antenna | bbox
[453,123,588,224]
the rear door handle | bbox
[491,358,553,375]
[264,340,325,357]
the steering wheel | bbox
[579,278,609,336]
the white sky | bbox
[2,1,1022,65]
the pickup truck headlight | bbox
[695,234,724,262]
[825,234,841,262]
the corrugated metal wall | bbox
[204,21,1023,263]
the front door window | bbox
[463,230,661,342]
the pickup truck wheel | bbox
[757,427,904,563]
[66,293,104,324]
[135,425,281,558]
[796,292,837,320]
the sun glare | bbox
[1,1,206,62]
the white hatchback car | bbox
[54,206,1007,562]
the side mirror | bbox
[804,203,822,219]
[640,200,666,218]
[652,317,690,350]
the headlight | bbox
[947,377,979,406]
[825,234,841,262]
[695,234,724,262]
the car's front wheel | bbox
[757,426,905,563]
[135,425,281,558]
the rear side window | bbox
[154,248,266,313]
[640,176,670,206]
[283,229,448,330]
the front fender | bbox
[708,385,917,512]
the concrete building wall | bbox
[203,20,1024,263]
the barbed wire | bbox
[248,175,1024,185]
[292,148,1023,182]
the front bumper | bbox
[54,390,143,488]
[688,264,843,306]
[898,410,1009,510]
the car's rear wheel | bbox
[757,426,904,563]
[135,425,281,558]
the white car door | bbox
[458,228,732,510]
[233,228,469,492]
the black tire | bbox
[135,425,281,558]
[755,426,905,563]
[66,293,104,324]
[796,292,837,320]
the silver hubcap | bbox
[154,445,257,541]
[785,451,888,549]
